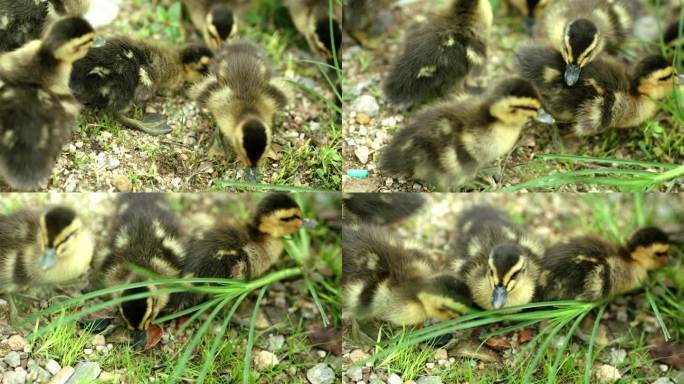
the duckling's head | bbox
[664,20,683,52]
[626,226,671,270]
[487,244,530,309]
[181,45,214,82]
[488,77,542,125]
[632,55,679,99]
[253,193,309,238]
[42,17,95,63]
[38,206,88,271]
[235,118,271,182]
[561,18,602,86]
[314,17,342,61]
[204,4,237,49]
[119,285,169,331]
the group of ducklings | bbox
[348,0,684,191]
[342,194,674,336]
[0,192,314,336]
[0,0,341,190]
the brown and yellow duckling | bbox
[451,205,543,310]
[0,16,94,190]
[69,37,213,135]
[538,0,641,85]
[379,77,544,191]
[190,39,292,182]
[502,0,549,35]
[383,0,492,106]
[284,0,342,63]
[0,205,94,320]
[101,194,185,331]
[343,0,397,46]
[539,227,671,301]
[181,0,238,49]
[343,223,471,328]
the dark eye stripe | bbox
[279,215,302,222]
[54,230,77,247]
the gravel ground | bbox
[0,193,342,383]
[341,1,684,192]
[0,0,340,193]
[341,193,684,383]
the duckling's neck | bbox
[606,247,647,295]
[244,224,283,278]
[140,42,185,90]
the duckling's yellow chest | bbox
[612,95,657,128]
[244,238,283,278]
[463,123,523,164]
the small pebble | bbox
[306,363,335,384]
[6,336,27,352]
[92,335,106,347]
[388,373,402,384]
[3,352,20,368]
[46,359,61,375]
[253,350,279,370]
[267,335,285,352]
[355,146,370,164]
[594,364,621,383]
[83,348,93,356]
[112,175,132,192]
[433,349,447,361]
[48,366,74,384]
[356,113,371,125]
[349,349,369,363]
[346,366,363,381]
[352,95,380,117]
[416,376,442,384]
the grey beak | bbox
[677,74,684,84]
[40,248,58,270]
[302,218,317,228]
[491,286,508,309]
[564,64,582,86]
[92,35,107,48]
[523,17,536,36]
[244,167,260,183]
[535,108,556,125]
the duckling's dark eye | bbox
[279,215,302,222]
[510,269,522,281]
[655,251,668,257]
[657,74,673,82]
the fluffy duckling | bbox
[0,17,94,190]
[190,39,292,182]
[69,38,213,135]
[101,194,185,331]
[379,77,543,191]
[0,0,91,52]
[343,224,471,327]
[284,0,342,62]
[502,0,548,35]
[182,0,238,49]
[540,227,671,301]
[343,193,425,226]
[0,205,94,291]
[343,0,397,46]
[517,46,680,136]
[538,0,641,85]
[664,19,683,60]
[382,0,492,106]
[179,193,312,306]
[451,205,543,310]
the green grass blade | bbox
[243,286,269,384]
[584,304,608,384]
[547,310,590,384]
[646,288,671,341]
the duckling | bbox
[382,0,492,107]
[284,0,342,62]
[664,19,683,61]
[538,0,641,86]
[0,0,91,53]
[517,46,681,136]
[178,193,312,306]
[0,17,94,190]
[451,205,543,310]
[343,0,397,46]
[190,39,292,182]
[343,223,471,327]
[69,38,213,135]
[101,194,185,331]
[0,205,94,321]
[502,0,549,35]
[343,193,425,226]
[379,77,543,191]
[540,227,671,301]
[181,0,238,49]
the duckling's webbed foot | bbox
[116,113,171,135]
[349,319,378,347]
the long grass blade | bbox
[584,304,608,384]
[243,286,269,384]
[646,288,671,341]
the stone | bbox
[388,373,402,384]
[254,350,279,370]
[433,349,447,361]
[346,366,363,381]
[64,362,100,383]
[267,335,285,352]
[651,378,673,384]
[27,364,51,383]
[48,366,74,384]
[91,335,106,347]
[6,336,26,352]
[352,95,380,117]
[107,158,120,170]
[45,360,61,375]
[356,113,371,125]
[608,348,627,366]
[83,348,93,355]
[416,376,442,384]
[112,175,132,192]
[594,364,621,383]
[349,349,369,363]
[306,363,335,384]
[98,371,116,382]
[354,146,370,164]
[3,369,27,384]
[3,352,20,368]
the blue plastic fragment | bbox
[347,169,369,178]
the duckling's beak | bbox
[677,73,684,84]
[523,17,536,36]
[491,286,507,309]
[564,64,581,86]
[302,218,317,228]
[40,248,58,270]
[535,108,556,125]
[131,329,147,349]
[92,35,107,48]
[245,167,260,183]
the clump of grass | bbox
[34,311,93,366]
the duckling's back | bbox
[210,40,271,100]
[182,224,251,280]
[0,210,39,289]
[343,193,425,226]
[0,0,51,52]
